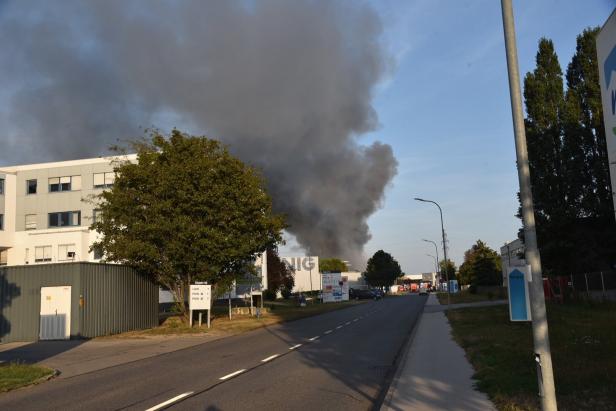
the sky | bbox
[287,0,615,274]
[1,0,614,275]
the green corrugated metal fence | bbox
[0,263,158,343]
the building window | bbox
[93,246,104,260]
[0,214,3,230]
[25,214,37,230]
[92,209,101,224]
[48,175,81,192]
[93,172,115,189]
[58,244,76,261]
[48,211,81,228]
[35,246,52,263]
[0,178,4,194]
[0,249,7,266]
[26,179,37,194]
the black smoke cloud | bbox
[0,0,397,266]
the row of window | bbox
[22,210,100,230]
[0,214,3,230]
[21,172,115,195]
[0,178,4,195]
[28,244,102,263]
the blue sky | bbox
[321,0,614,274]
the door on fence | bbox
[40,286,71,340]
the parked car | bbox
[349,288,381,300]
[418,287,428,296]
[372,288,385,299]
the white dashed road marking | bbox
[145,392,193,411]
[261,354,279,363]
[324,330,332,334]
[220,369,246,380]
[309,336,319,341]
[289,344,302,350]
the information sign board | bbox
[507,266,531,322]
[189,284,211,310]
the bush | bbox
[281,287,292,299]
[263,289,277,301]
[468,284,478,294]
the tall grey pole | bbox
[423,239,440,285]
[415,198,450,305]
[500,1,557,409]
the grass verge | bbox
[106,299,366,338]
[0,363,55,392]
[437,290,506,304]
[446,302,616,410]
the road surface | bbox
[0,294,426,411]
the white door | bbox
[40,286,71,340]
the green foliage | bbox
[364,250,402,287]
[521,30,616,275]
[319,258,348,273]
[460,241,502,287]
[265,248,295,298]
[90,129,285,317]
[439,259,457,283]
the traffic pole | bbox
[500,1,558,409]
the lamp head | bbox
[414,197,426,202]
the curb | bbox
[375,297,427,411]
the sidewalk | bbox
[0,333,224,378]
[381,294,496,411]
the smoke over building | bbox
[0,0,398,267]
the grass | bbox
[0,363,55,392]
[446,301,616,410]
[436,290,507,304]
[106,299,366,338]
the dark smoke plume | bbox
[0,0,397,266]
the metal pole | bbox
[415,199,450,304]
[423,239,441,285]
[601,272,606,297]
[199,312,202,328]
[500,1,557,409]
[585,274,589,298]
[309,257,314,303]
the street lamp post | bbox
[422,238,440,288]
[500,1,557,409]
[415,197,450,306]
[426,254,438,287]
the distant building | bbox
[500,238,526,286]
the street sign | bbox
[507,266,531,322]
[189,284,211,310]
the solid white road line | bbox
[309,336,319,341]
[324,330,332,334]
[219,369,246,380]
[145,392,193,411]
[289,344,302,350]
[261,354,280,363]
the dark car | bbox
[350,288,381,300]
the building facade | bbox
[0,156,134,267]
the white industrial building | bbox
[0,155,136,266]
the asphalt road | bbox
[0,294,426,411]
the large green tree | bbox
[91,130,285,317]
[521,31,616,275]
[364,250,402,288]
[319,258,348,273]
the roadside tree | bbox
[91,129,285,318]
[364,250,402,288]
[265,248,295,300]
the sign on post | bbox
[507,266,532,322]
[322,273,348,303]
[189,283,212,328]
